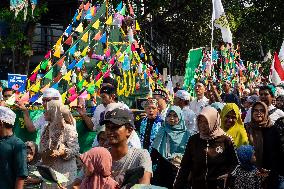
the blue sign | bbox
[8,74,27,93]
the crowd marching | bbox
[1,76,284,189]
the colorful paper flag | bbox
[92,19,100,29]
[81,31,89,42]
[105,15,113,25]
[75,22,84,33]
[94,31,102,40]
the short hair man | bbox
[0,106,28,189]
[103,108,152,186]
[189,82,209,115]
[244,85,284,124]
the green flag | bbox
[40,59,49,70]
[183,48,203,90]
[44,68,53,80]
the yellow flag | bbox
[92,19,100,29]
[78,72,83,81]
[6,94,16,106]
[81,46,89,56]
[105,15,113,25]
[75,23,84,33]
[136,20,141,31]
[97,61,103,69]
[86,94,91,100]
[55,36,62,47]
[95,78,103,88]
[32,64,40,73]
[61,92,67,104]
[63,70,72,81]
[53,46,61,58]
[118,54,124,62]
[76,10,82,20]
[31,81,40,92]
[83,80,88,87]
[81,31,89,42]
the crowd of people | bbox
[1,77,284,189]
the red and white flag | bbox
[270,52,284,85]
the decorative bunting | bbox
[97,61,103,69]
[77,80,84,90]
[57,56,66,67]
[92,19,100,29]
[29,71,37,82]
[76,10,82,20]
[94,31,102,40]
[109,57,115,65]
[51,83,59,89]
[32,64,40,74]
[64,25,72,36]
[40,59,49,70]
[31,81,41,92]
[87,84,95,94]
[29,93,40,103]
[129,4,134,16]
[76,58,84,69]
[69,97,78,106]
[136,21,141,31]
[69,44,77,55]
[63,70,72,81]
[105,15,113,25]
[53,46,61,58]
[81,46,89,56]
[116,2,123,11]
[91,6,96,16]
[81,31,89,42]
[95,72,102,81]
[84,2,90,10]
[99,32,107,43]
[44,50,51,59]
[68,60,77,70]
[69,86,76,95]
[65,35,73,45]
[105,48,111,57]
[95,77,103,88]
[69,94,78,102]
[120,5,126,15]
[79,90,88,99]
[75,23,84,33]
[118,54,125,62]
[44,68,53,80]
[61,91,67,103]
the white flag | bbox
[279,40,284,64]
[212,0,233,44]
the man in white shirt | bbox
[244,85,284,124]
[174,90,197,134]
[189,82,209,115]
[153,89,169,121]
[77,85,141,148]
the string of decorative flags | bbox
[8,0,166,107]
[183,44,262,95]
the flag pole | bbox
[210,0,215,77]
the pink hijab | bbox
[80,147,118,189]
[198,106,225,140]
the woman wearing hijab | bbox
[220,103,249,147]
[80,147,118,189]
[229,145,265,189]
[40,100,80,188]
[151,106,191,189]
[174,106,238,189]
[247,101,284,188]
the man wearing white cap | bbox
[17,88,64,135]
[174,90,198,134]
[0,106,28,189]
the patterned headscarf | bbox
[237,145,256,171]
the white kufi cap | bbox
[0,106,16,125]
